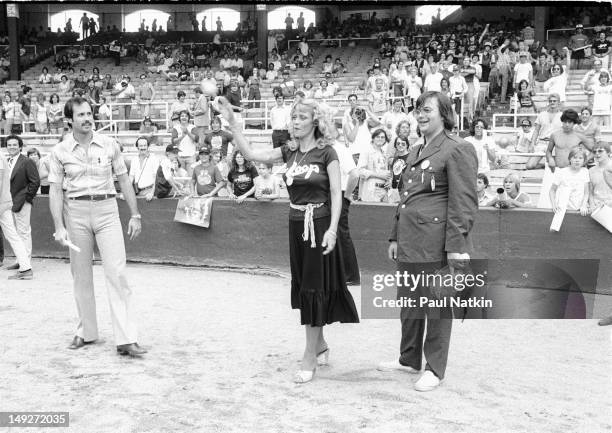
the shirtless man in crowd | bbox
[546,109,585,173]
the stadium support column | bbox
[6,3,20,80]
[256,5,268,65]
[534,6,548,46]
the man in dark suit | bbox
[5,135,40,278]
[378,91,478,391]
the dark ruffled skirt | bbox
[289,215,360,326]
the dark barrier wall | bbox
[10,197,612,294]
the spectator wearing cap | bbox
[515,119,534,153]
[129,136,160,199]
[479,42,495,82]
[152,144,185,200]
[269,94,291,148]
[279,70,295,98]
[191,147,225,198]
[513,51,533,92]
[569,24,590,69]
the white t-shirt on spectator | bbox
[269,105,291,130]
[173,124,197,157]
[424,72,443,92]
[535,110,563,140]
[230,58,244,69]
[552,167,590,210]
[129,153,160,190]
[543,68,569,102]
[513,62,533,84]
[465,135,495,173]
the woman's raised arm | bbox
[216,97,283,164]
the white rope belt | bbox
[289,202,325,248]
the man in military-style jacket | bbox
[379,91,478,392]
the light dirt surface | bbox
[1,259,610,433]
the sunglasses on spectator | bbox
[595,149,607,153]
[521,124,530,127]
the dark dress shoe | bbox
[4,263,19,271]
[68,336,96,350]
[116,343,147,357]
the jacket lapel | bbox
[10,154,24,181]
[412,130,445,167]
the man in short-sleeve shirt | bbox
[48,96,146,357]
[592,32,612,70]
[192,148,224,197]
[203,116,234,159]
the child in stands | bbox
[254,162,280,200]
[549,148,590,216]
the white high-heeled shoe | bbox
[294,367,316,383]
[317,348,330,366]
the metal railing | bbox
[546,25,612,41]
[53,40,244,56]
[0,44,37,57]
[286,36,378,51]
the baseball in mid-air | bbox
[200,80,218,97]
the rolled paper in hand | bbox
[550,188,570,232]
[590,204,612,233]
[53,232,82,252]
[65,240,82,253]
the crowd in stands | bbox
[1,7,611,209]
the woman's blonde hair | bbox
[289,99,338,147]
[504,172,522,192]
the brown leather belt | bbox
[69,194,116,201]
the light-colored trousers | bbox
[0,207,31,271]
[12,202,32,259]
[64,198,138,345]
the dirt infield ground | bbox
[1,259,610,433]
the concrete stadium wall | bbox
[6,197,611,295]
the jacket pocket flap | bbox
[416,209,446,224]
